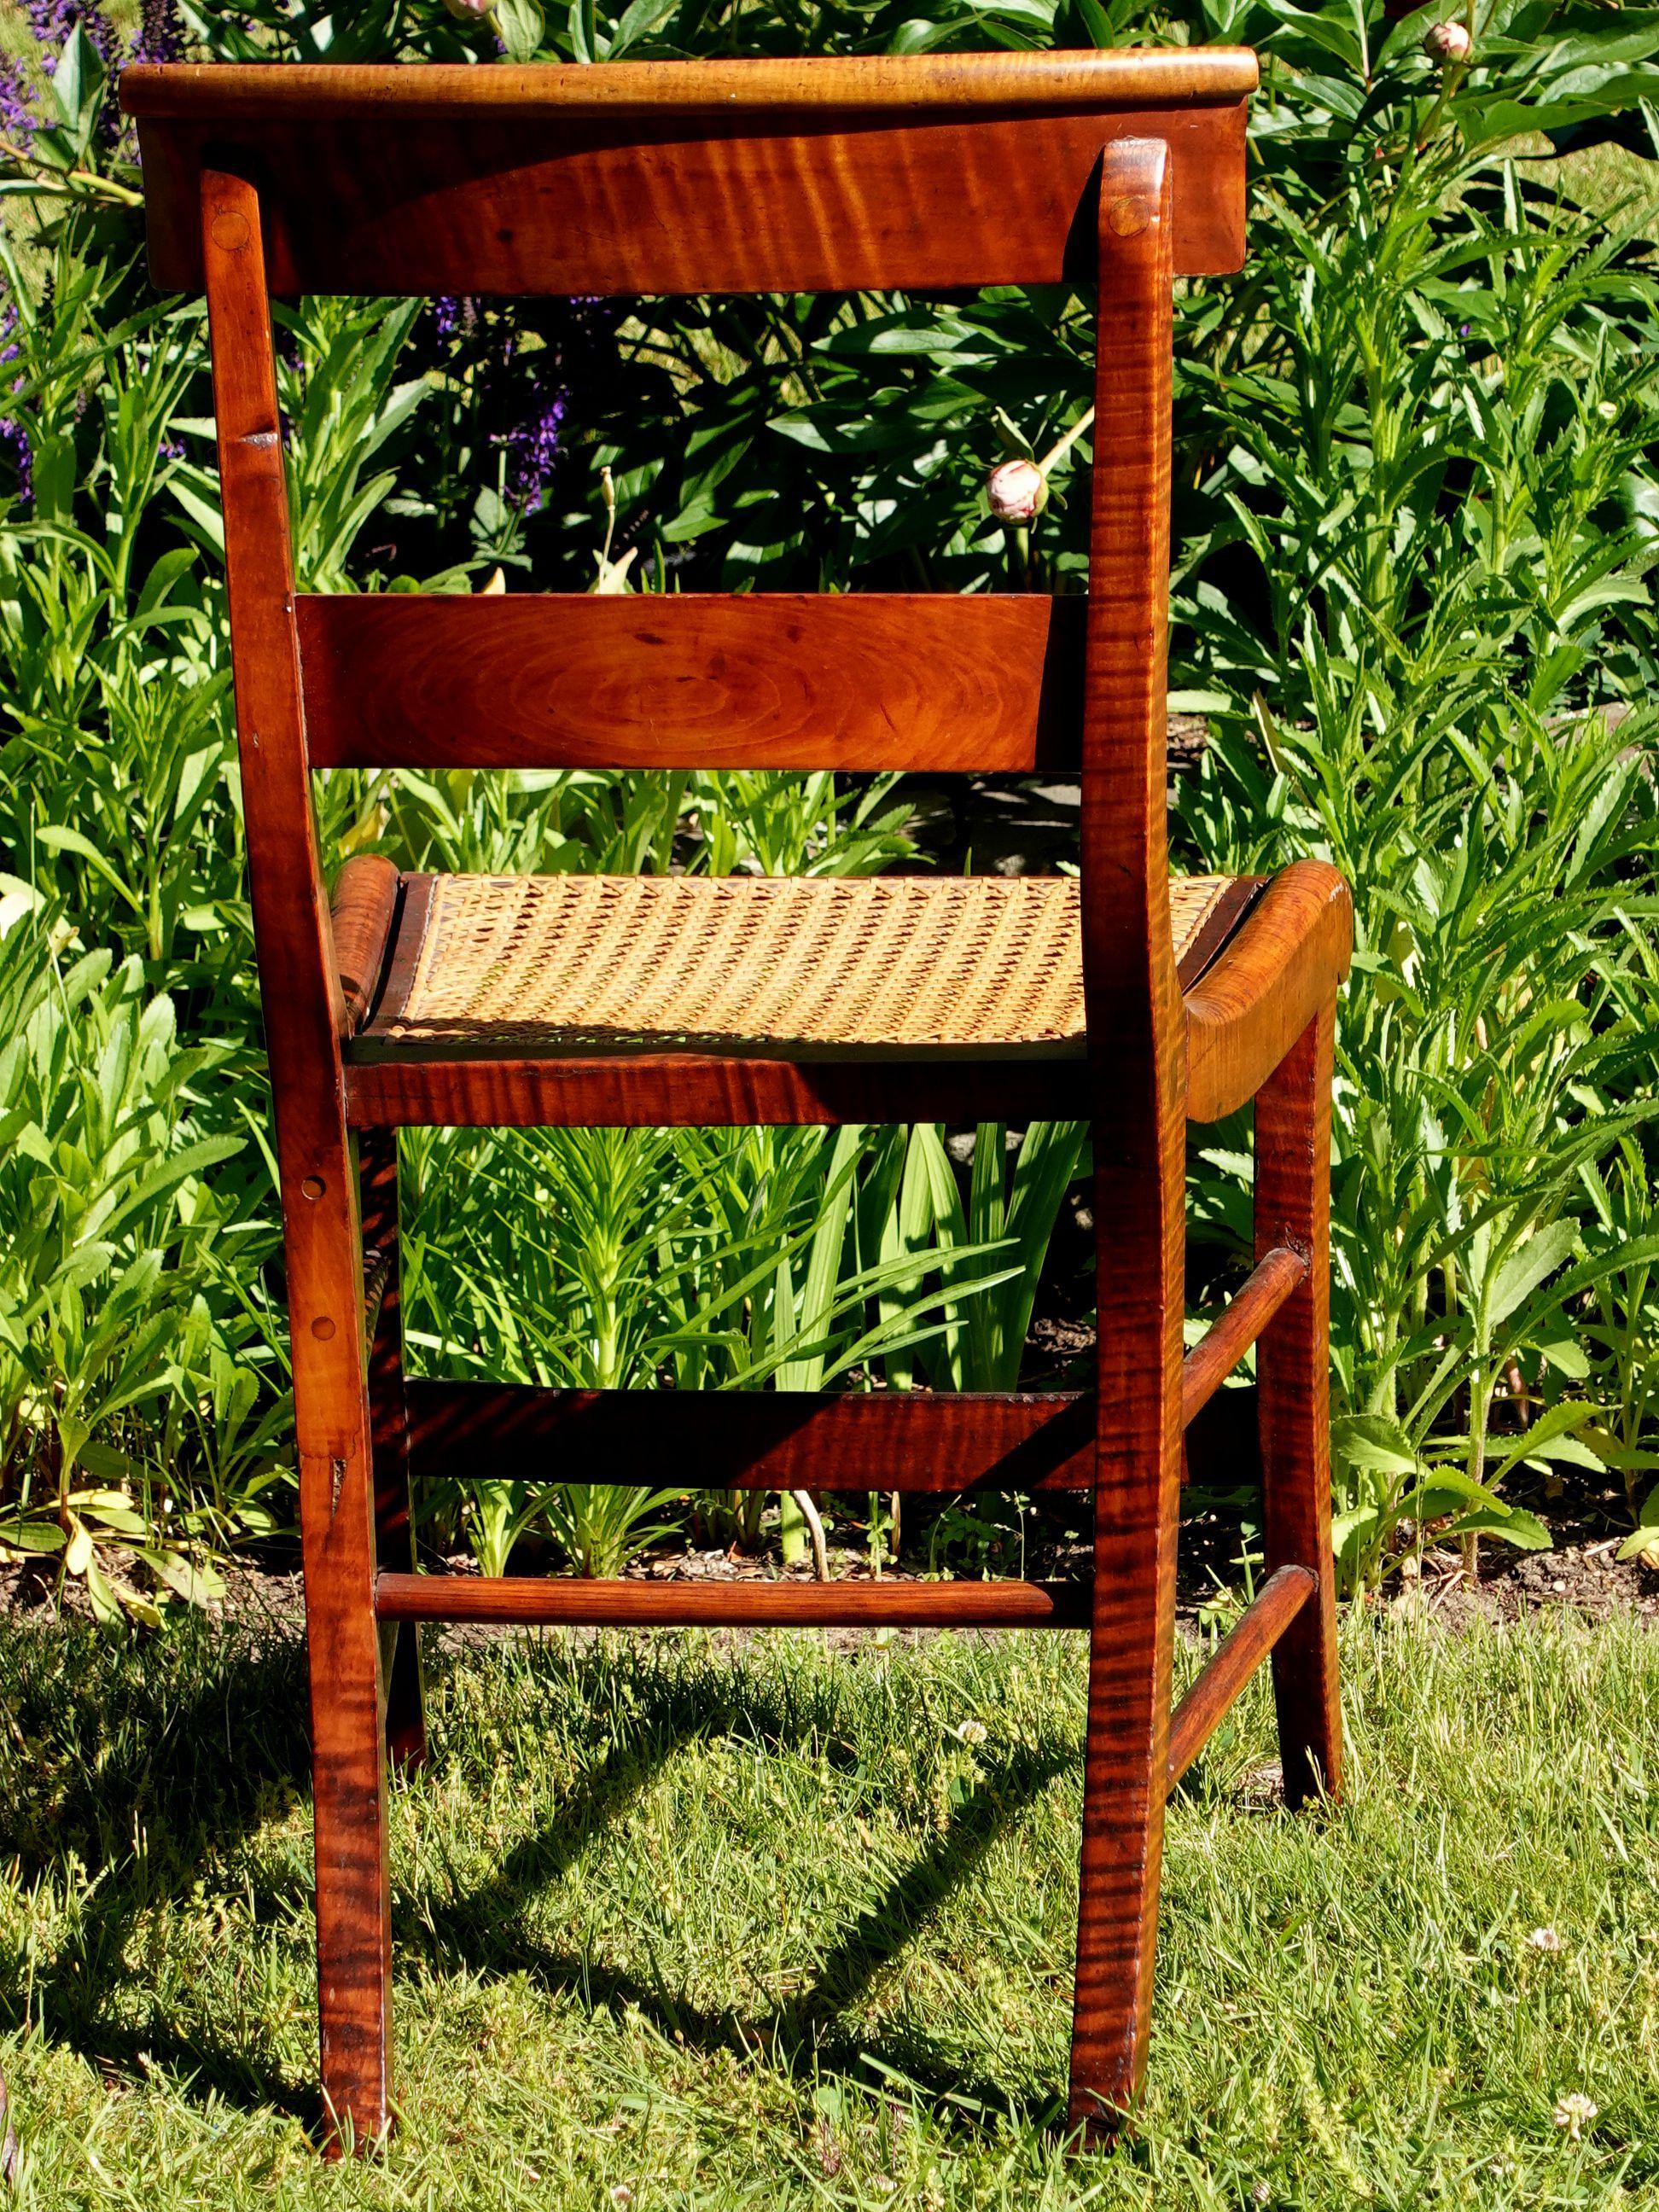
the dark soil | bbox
[1401,1487,1659,1629]
[9,1479,1656,1651]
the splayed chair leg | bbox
[1254,998,1343,1808]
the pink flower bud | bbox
[442,0,494,18]
[1423,20,1471,61]
[987,457,1045,523]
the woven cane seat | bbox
[353,872,1261,1062]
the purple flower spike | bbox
[0,56,36,148]
[132,0,181,66]
[0,418,32,505]
[25,0,115,72]
[505,387,568,512]
[0,296,29,504]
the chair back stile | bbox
[200,165,360,1343]
[1072,140,1187,2104]
[201,166,395,2117]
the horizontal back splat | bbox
[123,53,1254,295]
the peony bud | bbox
[1422,19,1471,62]
[442,0,494,18]
[987,456,1046,523]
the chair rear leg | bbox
[1254,997,1343,1808]
[360,1127,427,1774]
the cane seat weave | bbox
[354,871,1260,1061]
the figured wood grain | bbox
[1068,142,1186,2145]
[329,855,399,1035]
[344,1052,1093,1129]
[203,168,392,2154]
[360,1128,426,1777]
[1185,859,1353,1122]
[125,59,1249,295]
[298,594,1087,773]
[405,1380,1095,1493]
[375,1570,1092,1628]
[1179,1243,1307,1431]
[158,58,1353,2162]
[1254,1002,1344,1807]
[1163,1563,1314,1792]
[123,52,1260,119]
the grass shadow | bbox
[410,1646,1076,2133]
[0,1610,324,2124]
[1,1617,1076,2143]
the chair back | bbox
[124,53,1254,1072]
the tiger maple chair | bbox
[124,49,1349,2153]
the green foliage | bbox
[1176,109,1659,1584]
[0,896,263,1618]
[0,0,1656,1598]
[402,1122,1022,1563]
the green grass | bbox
[1,1608,1657,2208]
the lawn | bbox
[0,1606,1656,2209]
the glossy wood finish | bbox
[329,855,399,1035]
[1179,1243,1307,1430]
[1185,861,1352,1122]
[344,1052,1087,1130]
[1254,1003,1344,1807]
[395,1379,1247,1494]
[160,64,1353,2159]
[201,168,392,2150]
[1068,140,1184,2147]
[125,57,1252,297]
[375,1570,1091,1628]
[360,1128,426,1775]
[405,1380,1096,1495]
[1163,1563,1314,1792]
[125,51,1260,118]
[300,594,1087,773]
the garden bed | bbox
[9,1477,1659,1645]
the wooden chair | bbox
[123,49,1350,2153]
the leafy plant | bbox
[0,894,244,1618]
[0,0,1656,1608]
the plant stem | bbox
[789,1488,829,1580]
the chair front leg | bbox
[1254,996,1343,1807]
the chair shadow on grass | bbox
[402,1652,1076,2135]
[0,1616,1072,2144]
[0,1610,326,2124]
